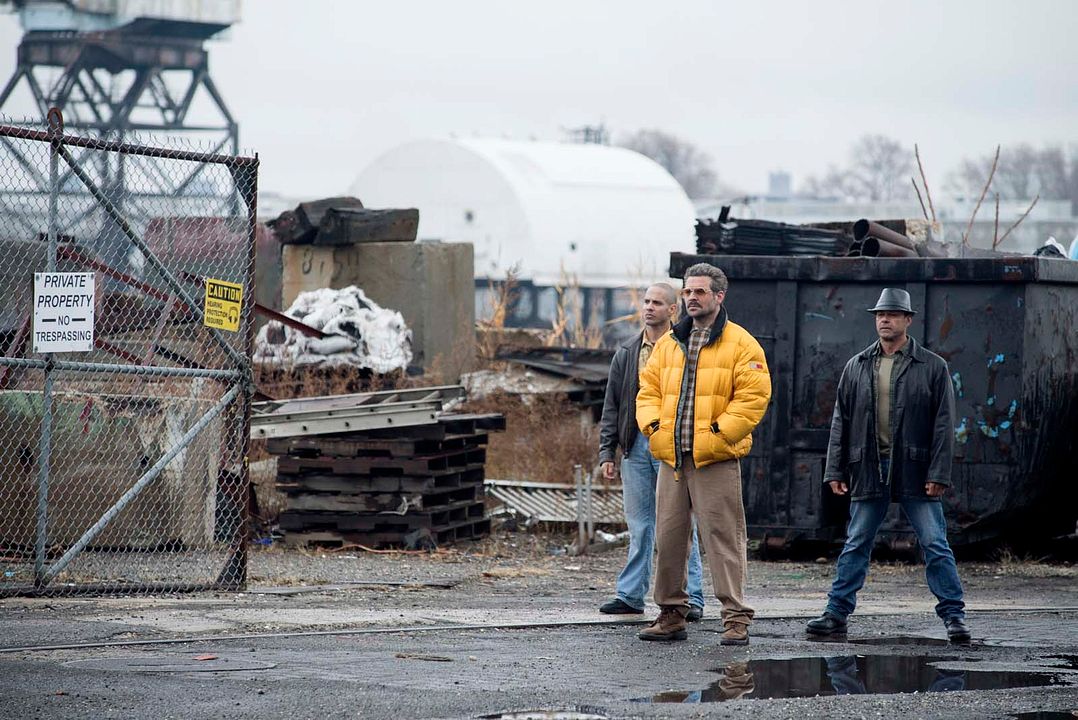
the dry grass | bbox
[254,364,407,401]
[461,391,600,485]
[545,269,604,349]
[476,265,521,362]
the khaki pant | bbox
[654,457,754,626]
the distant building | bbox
[351,138,697,336]
[352,138,696,287]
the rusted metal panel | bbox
[669,253,1078,548]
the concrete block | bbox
[281,242,475,378]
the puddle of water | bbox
[634,655,1065,703]
[1010,712,1078,720]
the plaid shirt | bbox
[679,325,711,456]
[638,336,656,379]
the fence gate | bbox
[0,109,258,596]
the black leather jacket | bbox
[598,331,645,464]
[823,336,955,501]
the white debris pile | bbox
[254,286,412,373]
[462,366,577,399]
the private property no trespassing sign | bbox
[33,272,95,353]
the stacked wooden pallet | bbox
[269,414,504,549]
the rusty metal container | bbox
[670,253,1078,550]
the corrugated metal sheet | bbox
[485,479,624,525]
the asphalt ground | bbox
[1,538,1075,719]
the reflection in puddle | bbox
[1046,656,1078,670]
[847,635,987,648]
[806,634,985,648]
[635,655,1065,703]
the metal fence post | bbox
[33,108,63,586]
[585,465,595,544]
[214,156,260,590]
[574,463,585,552]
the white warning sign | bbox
[33,272,96,353]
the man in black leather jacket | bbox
[596,283,705,619]
[806,288,971,643]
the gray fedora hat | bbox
[867,288,916,314]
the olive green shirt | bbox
[874,341,909,457]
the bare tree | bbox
[948,144,1070,200]
[847,135,915,201]
[619,129,717,199]
[802,134,914,201]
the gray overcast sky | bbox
[0,0,1075,199]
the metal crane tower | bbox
[0,1,242,246]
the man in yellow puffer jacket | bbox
[636,262,771,646]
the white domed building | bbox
[350,138,696,330]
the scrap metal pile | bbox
[845,219,945,258]
[695,207,957,259]
[253,386,503,549]
[696,216,851,256]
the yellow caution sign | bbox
[204,278,243,332]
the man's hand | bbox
[829,481,848,496]
[925,482,946,497]
[601,461,616,481]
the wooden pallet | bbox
[276,466,485,494]
[358,414,505,441]
[283,517,492,549]
[267,432,487,459]
[276,448,486,476]
[279,499,485,533]
[281,483,483,514]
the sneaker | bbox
[945,616,971,643]
[599,598,644,615]
[720,622,749,646]
[805,612,848,637]
[638,607,688,642]
[686,605,704,622]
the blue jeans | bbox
[826,459,965,621]
[617,431,705,610]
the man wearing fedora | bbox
[806,288,970,643]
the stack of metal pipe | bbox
[846,219,918,258]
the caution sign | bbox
[204,278,243,332]
[33,272,96,353]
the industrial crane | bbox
[0,0,244,265]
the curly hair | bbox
[683,263,729,294]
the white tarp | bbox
[254,286,412,373]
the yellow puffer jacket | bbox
[636,308,772,469]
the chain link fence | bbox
[0,109,258,596]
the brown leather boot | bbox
[720,622,749,646]
[638,607,688,642]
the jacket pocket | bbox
[707,426,733,461]
[648,424,675,463]
[906,446,930,462]
[846,447,864,486]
